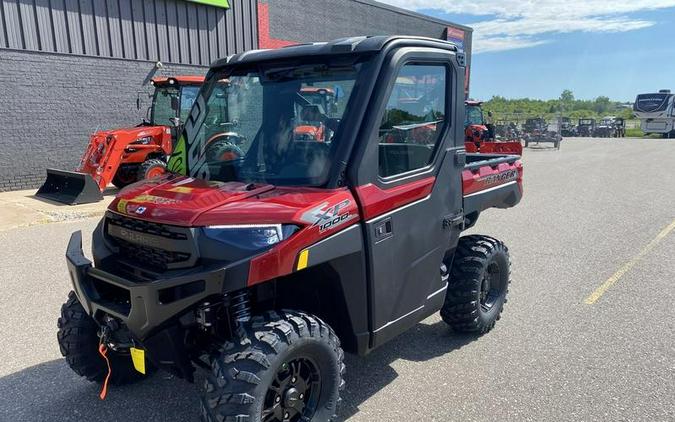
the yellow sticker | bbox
[169,186,193,193]
[296,250,309,271]
[116,199,128,214]
[130,347,146,374]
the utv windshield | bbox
[465,105,484,126]
[151,85,201,126]
[184,62,360,186]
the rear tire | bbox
[441,235,511,334]
[199,310,345,422]
[205,139,244,162]
[57,291,152,385]
[138,158,167,180]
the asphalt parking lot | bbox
[1,137,673,422]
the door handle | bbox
[374,218,393,241]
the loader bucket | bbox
[35,169,103,205]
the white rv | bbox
[633,89,675,138]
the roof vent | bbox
[658,89,671,94]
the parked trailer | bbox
[634,90,675,138]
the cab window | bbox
[378,64,448,178]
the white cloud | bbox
[380,0,675,52]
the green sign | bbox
[186,0,230,8]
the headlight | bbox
[202,224,299,251]
[133,136,153,145]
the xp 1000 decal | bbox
[300,199,356,233]
[167,90,210,180]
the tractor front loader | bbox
[36,76,204,205]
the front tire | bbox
[199,310,345,422]
[57,291,151,385]
[138,158,167,181]
[441,235,511,334]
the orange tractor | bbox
[293,87,339,142]
[37,76,205,204]
[464,100,522,155]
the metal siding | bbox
[206,5,216,63]
[64,0,83,54]
[131,0,145,59]
[18,1,38,50]
[106,0,123,57]
[215,6,226,58]
[197,4,207,64]
[155,0,169,62]
[143,0,157,60]
[175,0,189,63]
[118,0,135,58]
[165,0,178,62]
[0,1,6,48]
[3,0,23,49]
[186,2,198,64]
[233,0,243,52]
[224,0,234,53]
[0,0,257,63]
[50,0,70,53]
[92,0,110,56]
[79,0,96,55]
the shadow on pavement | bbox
[0,319,476,421]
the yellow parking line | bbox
[584,219,675,305]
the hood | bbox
[110,175,354,228]
[92,125,168,141]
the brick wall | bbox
[0,49,207,191]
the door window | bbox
[378,64,448,178]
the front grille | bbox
[106,213,196,271]
[114,238,191,270]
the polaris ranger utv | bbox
[58,36,523,422]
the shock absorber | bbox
[230,290,251,322]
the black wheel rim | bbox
[480,261,505,312]
[262,357,321,422]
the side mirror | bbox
[170,96,179,112]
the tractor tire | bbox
[112,165,139,189]
[205,139,244,162]
[57,291,153,385]
[199,310,345,422]
[138,158,167,181]
[441,235,511,334]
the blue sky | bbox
[380,1,675,101]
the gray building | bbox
[0,0,471,191]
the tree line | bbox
[482,90,635,121]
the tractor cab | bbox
[464,100,488,143]
[292,88,340,142]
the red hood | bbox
[93,125,168,140]
[110,176,355,227]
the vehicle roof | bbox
[210,35,459,70]
[151,76,205,86]
[465,100,483,106]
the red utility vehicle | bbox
[58,37,523,422]
[36,76,204,205]
[464,100,523,155]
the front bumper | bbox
[66,230,238,340]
